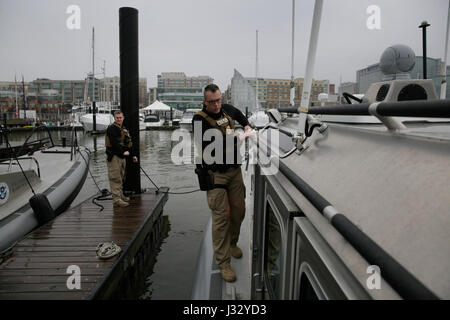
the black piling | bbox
[119,7,141,194]
[93,101,97,132]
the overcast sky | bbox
[0,0,448,91]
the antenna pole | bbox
[441,2,450,99]
[255,30,259,110]
[419,21,431,80]
[290,0,296,107]
[298,0,323,134]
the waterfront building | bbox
[153,72,214,111]
[148,87,157,105]
[230,69,332,111]
[0,88,69,122]
[157,72,213,89]
[230,69,261,113]
[31,78,98,104]
[1,77,149,107]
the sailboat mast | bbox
[21,75,27,119]
[441,1,450,99]
[92,27,95,104]
[255,30,259,111]
[14,73,18,117]
[290,0,296,106]
[103,60,106,101]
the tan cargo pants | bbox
[107,155,126,204]
[206,166,246,269]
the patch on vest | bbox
[216,118,229,126]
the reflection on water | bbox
[8,129,211,299]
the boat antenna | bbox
[441,1,450,99]
[14,73,18,118]
[255,30,259,111]
[92,27,95,104]
[298,0,323,136]
[21,75,27,120]
[290,0,296,107]
[419,21,431,80]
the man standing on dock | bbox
[193,84,251,282]
[106,110,138,208]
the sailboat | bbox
[78,28,116,133]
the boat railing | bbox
[0,156,41,178]
[17,125,55,156]
[278,99,450,131]
[70,124,79,161]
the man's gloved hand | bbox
[239,128,256,141]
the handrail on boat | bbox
[0,156,41,178]
[16,125,55,158]
[70,124,79,161]
[278,99,450,118]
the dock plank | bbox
[0,188,168,299]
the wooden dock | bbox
[0,188,169,300]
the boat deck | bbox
[0,188,168,299]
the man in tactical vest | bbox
[106,110,138,208]
[192,84,252,282]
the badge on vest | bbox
[216,118,229,126]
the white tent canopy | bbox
[142,100,172,112]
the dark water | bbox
[9,129,211,300]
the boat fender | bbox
[29,193,55,225]
[195,166,214,191]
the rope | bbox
[0,241,17,265]
[78,148,103,194]
[96,241,121,259]
[139,164,201,195]
[77,147,114,211]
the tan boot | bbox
[122,195,130,202]
[220,264,236,282]
[231,245,243,259]
[114,198,129,207]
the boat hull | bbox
[80,114,114,132]
[0,147,90,252]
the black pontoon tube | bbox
[277,160,438,300]
[279,99,450,118]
